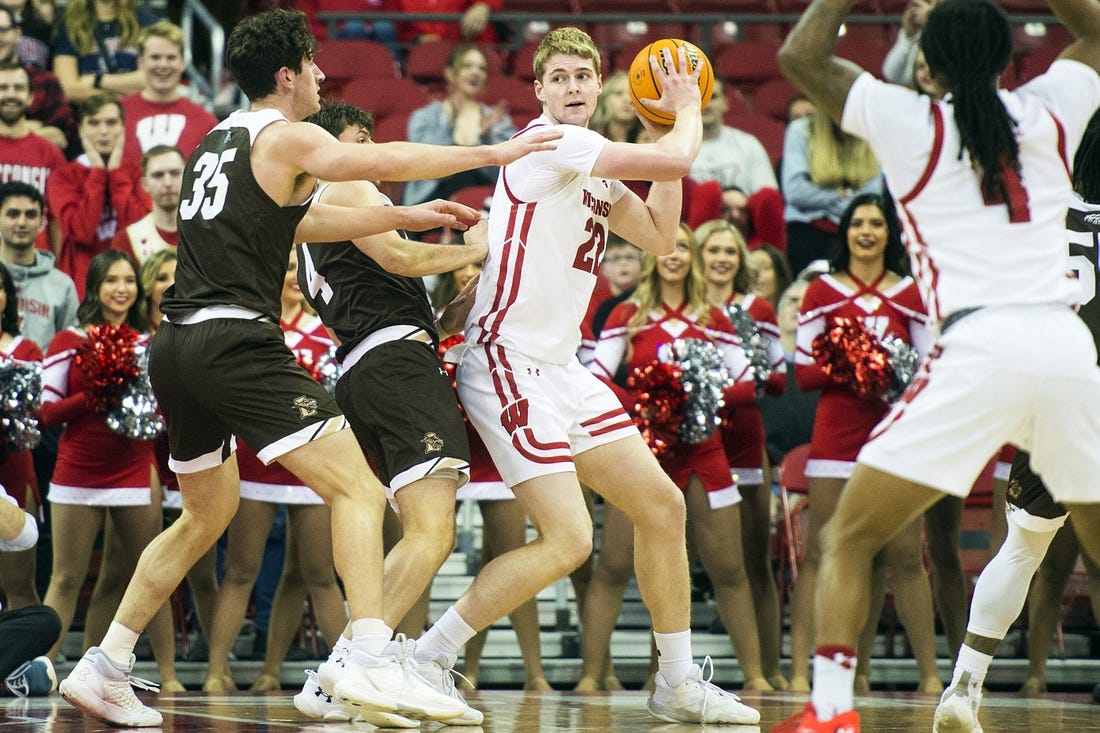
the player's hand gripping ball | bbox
[628,38,714,125]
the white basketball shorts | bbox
[456,341,639,487]
[858,304,1100,504]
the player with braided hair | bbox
[930,108,1100,733]
[774,1,1100,731]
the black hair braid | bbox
[923,0,1019,218]
[1074,111,1100,204]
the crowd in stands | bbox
[0,0,1094,707]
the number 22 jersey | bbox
[465,118,628,364]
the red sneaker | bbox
[771,702,860,733]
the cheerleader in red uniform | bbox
[788,193,939,693]
[696,218,789,691]
[39,250,180,689]
[0,263,45,611]
[581,223,767,690]
[202,249,347,692]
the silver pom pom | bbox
[657,338,732,445]
[105,344,165,440]
[880,334,919,402]
[724,303,772,399]
[0,359,42,451]
[315,346,342,396]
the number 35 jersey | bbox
[162,109,312,324]
[465,117,628,364]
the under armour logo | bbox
[421,432,444,454]
[832,652,854,670]
[293,395,318,419]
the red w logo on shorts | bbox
[500,398,530,434]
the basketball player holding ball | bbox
[403,27,760,725]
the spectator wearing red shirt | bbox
[396,0,500,45]
[0,62,65,253]
[47,93,150,298]
[112,145,182,264]
[120,22,217,164]
[0,9,75,152]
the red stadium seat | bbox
[510,41,540,81]
[481,75,542,118]
[596,23,690,70]
[714,41,784,87]
[1016,41,1064,84]
[776,0,880,11]
[723,85,750,115]
[607,29,699,74]
[576,0,676,11]
[775,442,811,605]
[835,36,891,77]
[371,111,411,143]
[338,77,432,122]
[724,112,786,167]
[314,39,400,95]
[449,184,496,214]
[751,76,799,121]
[839,22,889,46]
[675,0,776,11]
[506,0,581,11]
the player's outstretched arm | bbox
[292,121,562,184]
[295,199,479,244]
[315,179,488,277]
[1048,0,1100,72]
[355,217,488,278]
[778,0,865,125]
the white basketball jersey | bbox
[842,61,1100,322]
[465,118,628,363]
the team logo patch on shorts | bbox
[421,432,444,454]
[293,395,318,419]
[1006,478,1022,502]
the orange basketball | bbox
[627,38,714,125]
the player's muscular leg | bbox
[114,458,242,633]
[576,436,690,633]
[277,429,388,621]
[814,464,943,648]
[1061,503,1100,570]
[383,476,459,627]
[454,472,594,632]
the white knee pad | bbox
[966,509,1066,640]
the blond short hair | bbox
[533,27,601,82]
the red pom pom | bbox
[626,360,686,456]
[811,317,894,400]
[75,324,142,413]
[437,333,466,420]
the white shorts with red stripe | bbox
[858,304,1100,503]
[456,342,639,488]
